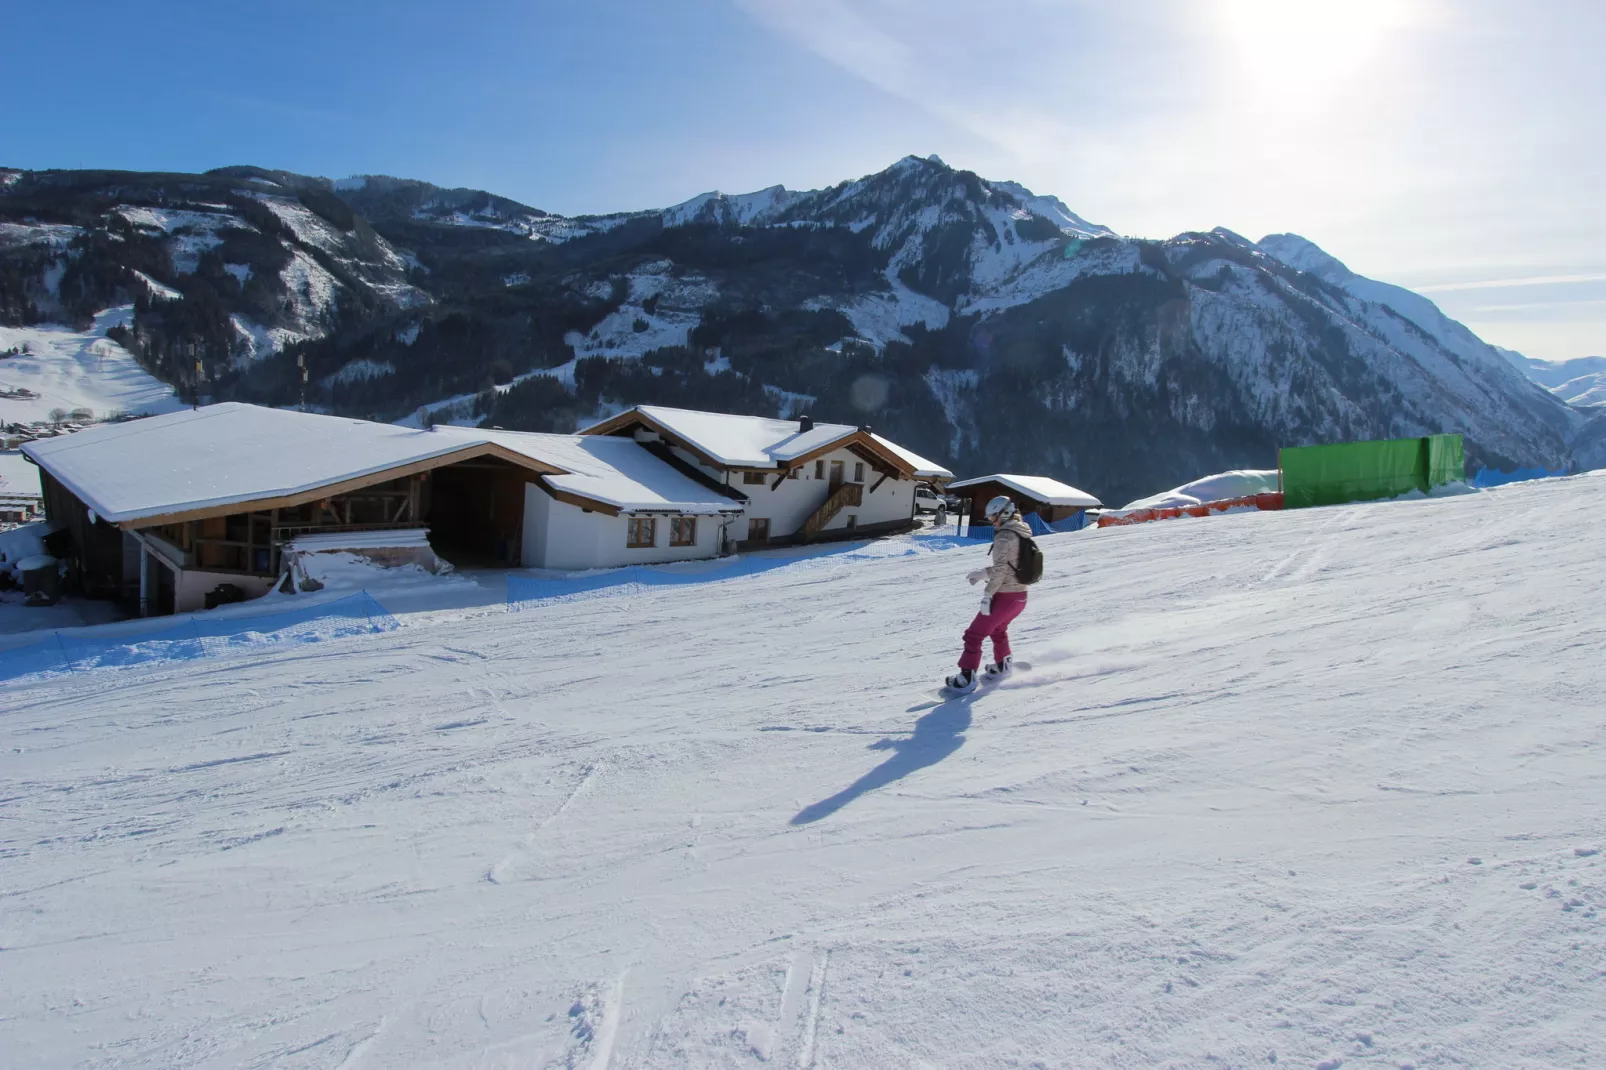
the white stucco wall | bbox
[521,481,553,567]
[522,483,730,570]
[663,444,915,541]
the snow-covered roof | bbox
[22,403,548,524]
[869,433,953,481]
[22,403,749,525]
[947,473,1103,508]
[583,405,954,479]
[286,528,433,553]
[434,427,745,515]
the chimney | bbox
[798,414,814,433]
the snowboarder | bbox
[945,495,1034,693]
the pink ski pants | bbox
[958,591,1028,671]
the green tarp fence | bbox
[1279,434,1464,509]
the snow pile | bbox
[2,436,1603,1067]
[0,521,49,584]
[291,550,462,594]
[1121,469,1281,511]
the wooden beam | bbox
[535,478,621,517]
[785,430,917,478]
[868,471,891,494]
[117,442,566,531]
[846,441,898,477]
[770,467,794,490]
[577,408,645,438]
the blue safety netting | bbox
[969,512,1086,540]
[1471,466,1567,488]
[0,591,398,684]
[507,534,979,610]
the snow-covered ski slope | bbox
[3,475,1604,1069]
[0,308,184,423]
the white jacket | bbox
[982,517,1034,597]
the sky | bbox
[4,0,1603,360]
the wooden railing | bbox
[800,482,863,541]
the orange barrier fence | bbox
[1097,491,1284,528]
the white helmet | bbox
[984,495,1017,522]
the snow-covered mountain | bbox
[1501,350,1606,408]
[3,156,1600,502]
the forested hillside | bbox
[3,157,1600,504]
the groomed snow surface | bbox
[3,475,1604,1069]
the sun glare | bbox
[1216,0,1419,101]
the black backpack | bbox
[1009,530,1045,585]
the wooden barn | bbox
[947,474,1103,528]
[21,404,745,615]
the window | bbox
[742,471,767,485]
[747,518,770,543]
[788,468,799,479]
[853,462,864,483]
[627,517,656,548]
[846,514,858,529]
[814,460,825,480]
[670,516,697,546]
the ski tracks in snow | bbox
[486,763,600,885]
[790,948,830,1069]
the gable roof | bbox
[22,403,737,527]
[581,405,953,480]
[947,473,1103,508]
[432,427,745,516]
[22,403,568,525]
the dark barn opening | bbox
[427,458,530,567]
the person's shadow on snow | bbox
[790,699,973,824]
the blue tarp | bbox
[0,591,398,684]
[970,512,1084,540]
[1471,466,1567,488]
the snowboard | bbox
[929,660,1032,700]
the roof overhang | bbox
[580,408,734,471]
[946,474,1102,508]
[535,477,745,519]
[782,429,919,479]
[118,442,567,530]
[583,406,937,482]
